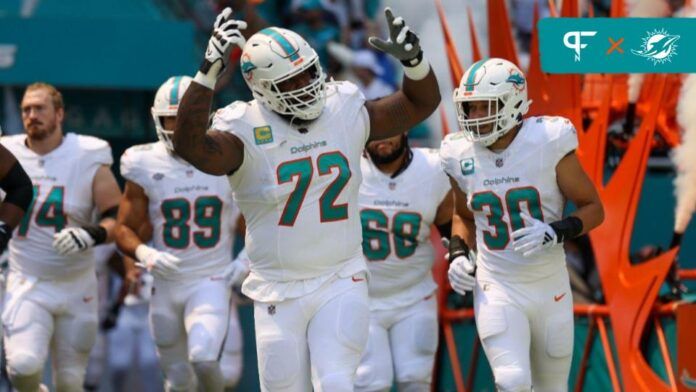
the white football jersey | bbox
[440,116,578,283]
[120,142,237,279]
[1,133,112,279]
[359,148,450,310]
[212,81,369,301]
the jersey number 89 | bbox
[161,196,222,249]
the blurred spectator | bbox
[510,0,549,53]
[107,276,163,392]
[630,244,662,264]
[565,235,603,304]
[350,49,394,99]
[291,0,381,48]
[291,0,342,74]
[590,0,612,16]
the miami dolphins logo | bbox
[681,369,696,390]
[240,53,257,81]
[506,70,526,92]
[631,29,680,65]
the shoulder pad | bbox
[212,101,249,131]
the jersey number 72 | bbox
[276,151,351,226]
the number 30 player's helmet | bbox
[152,75,193,151]
[240,27,326,121]
[453,58,531,146]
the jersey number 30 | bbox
[277,151,351,226]
[471,187,544,250]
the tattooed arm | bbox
[365,69,440,142]
[173,82,244,176]
[173,7,246,175]
[365,7,440,142]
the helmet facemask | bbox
[455,95,519,147]
[255,57,326,121]
[453,58,530,147]
[152,75,193,152]
[152,111,175,152]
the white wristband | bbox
[403,59,431,81]
[194,71,217,90]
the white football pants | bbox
[253,273,370,392]
[3,267,98,392]
[220,296,243,388]
[474,267,574,392]
[355,295,438,392]
[149,276,230,391]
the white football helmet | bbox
[152,75,192,151]
[453,58,531,146]
[240,27,326,121]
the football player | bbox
[172,6,440,391]
[1,82,122,391]
[0,143,33,254]
[440,58,605,392]
[115,75,247,391]
[355,133,452,392]
[0,136,33,385]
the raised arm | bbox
[365,8,441,142]
[174,85,245,175]
[173,7,247,176]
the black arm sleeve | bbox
[82,225,107,245]
[99,205,119,220]
[0,161,33,212]
[435,220,452,240]
[448,235,470,263]
[550,216,584,243]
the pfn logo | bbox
[563,31,597,62]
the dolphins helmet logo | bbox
[240,53,257,81]
[506,70,526,92]
[631,29,680,65]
